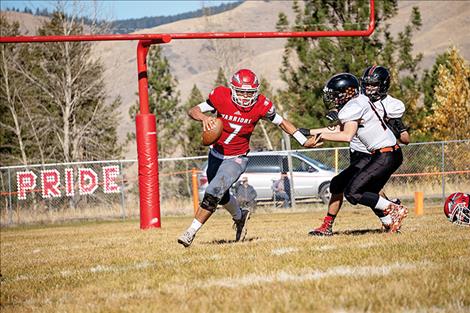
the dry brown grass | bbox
[1,206,469,313]
[0,198,196,226]
[382,180,470,200]
[1,203,128,225]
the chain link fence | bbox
[1,140,469,225]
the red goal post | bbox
[0,0,375,229]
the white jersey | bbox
[339,94,397,152]
[349,95,405,153]
[349,135,370,154]
[376,95,405,119]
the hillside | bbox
[388,1,470,70]
[110,1,243,34]
[1,11,49,35]
[3,1,470,159]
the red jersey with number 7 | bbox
[208,86,273,156]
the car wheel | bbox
[319,183,331,204]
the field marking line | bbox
[6,260,155,282]
[271,247,299,255]
[187,262,426,289]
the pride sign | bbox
[16,166,121,200]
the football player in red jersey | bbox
[178,69,317,247]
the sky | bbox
[1,1,237,20]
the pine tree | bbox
[214,67,227,87]
[420,51,453,127]
[277,1,424,147]
[127,45,184,199]
[128,45,182,158]
[176,84,207,197]
[250,77,282,151]
[0,17,30,166]
[1,17,55,166]
[183,84,207,157]
[420,47,470,141]
[387,7,424,138]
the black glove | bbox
[386,118,407,139]
[326,110,339,123]
[297,128,311,137]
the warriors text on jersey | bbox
[207,86,273,156]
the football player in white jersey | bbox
[360,65,411,226]
[361,65,410,145]
[302,72,408,234]
[302,66,410,235]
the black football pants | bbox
[344,149,403,209]
[329,150,371,195]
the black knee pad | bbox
[218,191,230,206]
[200,193,220,212]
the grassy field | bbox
[1,205,469,313]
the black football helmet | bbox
[323,73,360,110]
[361,65,390,101]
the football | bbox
[202,118,223,146]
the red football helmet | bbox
[443,192,470,226]
[230,69,260,108]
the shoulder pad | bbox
[383,95,405,118]
[339,95,366,123]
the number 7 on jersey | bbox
[224,122,242,144]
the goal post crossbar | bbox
[0,0,375,229]
[0,28,375,43]
[1,0,375,44]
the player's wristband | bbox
[298,128,311,137]
[293,130,308,146]
[326,110,339,122]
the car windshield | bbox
[297,154,334,171]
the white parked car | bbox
[197,151,335,204]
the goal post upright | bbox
[0,0,375,230]
[136,38,171,229]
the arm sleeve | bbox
[387,118,408,138]
[263,105,283,125]
[326,110,339,123]
[197,100,216,113]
